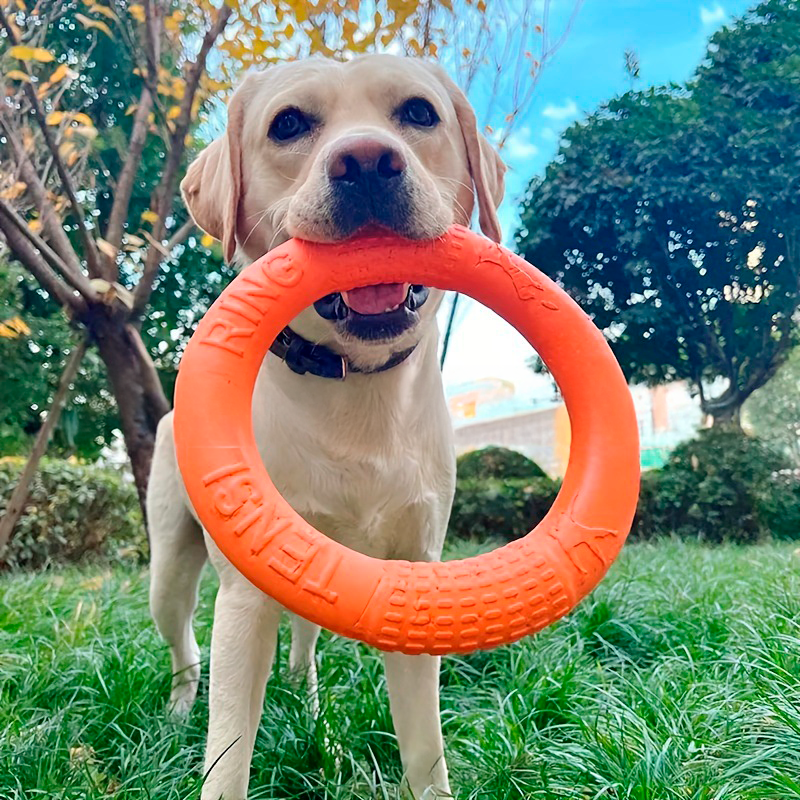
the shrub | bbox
[449,447,557,541]
[0,457,145,569]
[456,446,548,481]
[632,428,800,543]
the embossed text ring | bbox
[174,226,640,654]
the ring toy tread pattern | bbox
[174,226,640,655]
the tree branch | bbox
[0,215,87,315]
[102,87,155,277]
[0,198,99,302]
[0,109,84,277]
[0,7,102,280]
[132,4,233,316]
[142,0,164,96]
[0,336,89,562]
[166,218,195,250]
[127,323,171,419]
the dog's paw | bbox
[402,782,454,800]
[167,682,198,719]
[419,787,453,800]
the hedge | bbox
[449,447,558,541]
[449,434,800,546]
[0,457,145,569]
[631,427,800,543]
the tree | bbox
[0,0,459,515]
[516,0,800,427]
[2,0,581,518]
[0,258,117,458]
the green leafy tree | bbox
[0,0,455,511]
[516,0,800,427]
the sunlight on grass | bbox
[1,540,800,799]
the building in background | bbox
[448,378,702,477]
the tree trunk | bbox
[706,401,743,430]
[0,337,88,560]
[90,311,169,525]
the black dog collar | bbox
[269,327,416,380]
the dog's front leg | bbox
[202,568,282,800]
[385,651,451,798]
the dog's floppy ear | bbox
[180,91,245,262]
[432,66,506,243]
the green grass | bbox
[2,539,800,799]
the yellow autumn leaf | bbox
[202,78,231,92]
[48,63,71,84]
[124,233,145,247]
[164,11,183,33]
[0,181,27,199]
[166,106,182,120]
[75,13,113,37]
[128,4,145,23]
[342,18,358,43]
[72,125,98,139]
[124,104,138,115]
[5,69,30,82]
[46,111,65,125]
[200,233,215,248]
[141,210,159,225]
[89,4,117,20]
[0,316,31,338]
[72,112,94,127]
[28,218,42,233]
[96,238,117,259]
[10,45,55,62]
[58,140,76,159]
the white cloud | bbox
[700,3,726,28]
[541,98,579,121]
[540,127,559,142]
[503,127,539,160]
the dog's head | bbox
[181,55,505,368]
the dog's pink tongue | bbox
[342,283,406,315]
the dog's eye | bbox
[398,97,439,128]
[269,108,312,142]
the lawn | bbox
[2,539,800,799]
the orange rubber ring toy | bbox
[173,225,640,655]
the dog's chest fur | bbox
[252,340,455,561]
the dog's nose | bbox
[327,136,406,184]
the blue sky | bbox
[441,0,755,402]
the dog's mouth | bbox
[314,284,430,341]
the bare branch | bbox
[0,197,99,302]
[0,109,84,276]
[127,323,170,419]
[0,336,89,561]
[0,212,87,315]
[142,0,164,95]
[166,217,195,250]
[132,4,233,316]
[102,87,155,277]
[0,6,102,278]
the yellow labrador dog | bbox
[147,54,505,800]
